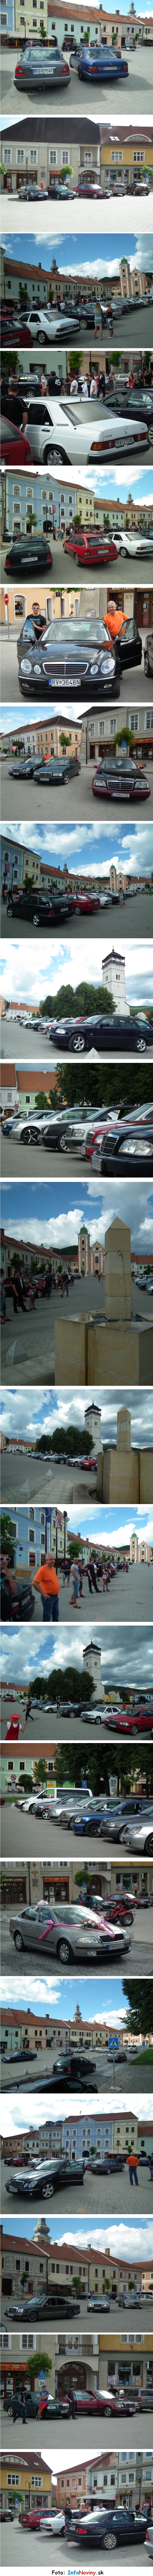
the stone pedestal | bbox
[101,1447,139,1502]
[88,1320,153,1387]
[117,1407,131,1450]
[140,1450,153,1502]
[105,1217,131,1322]
[54,1313,88,1385]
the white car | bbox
[114,528,153,556]
[26,306,81,343]
[39,2512,65,2537]
[23,395,150,469]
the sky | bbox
[1,1619,153,1688]
[0,1969,141,2030]
[1,2086,152,2140]
[2,219,153,279]
[4,1499,153,1552]
[2,822,153,886]
[1,1387,153,1447]
[1,932,153,1009]
[1,1177,153,1253]
[1,2213,153,2260]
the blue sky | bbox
[3,821,153,885]
[1,1388,153,1446]
[1,931,153,1008]
[1,1178,153,1254]
[5,1499,153,1551]
[1,2081,152,2140]
[1,1620,153,1688]
[2,222,153,280]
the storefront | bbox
[0,1872,27,1906]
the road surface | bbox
[1,2035,152,2098]
[1,2528,152,2568]
[1,532,153,593]
[1,755,153,825]
[0,1561,152,1626]
[1,891,153,942]
[1,38,153,115]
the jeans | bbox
[128,2167,138,2187]
[41,1593,59,1622]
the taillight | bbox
[15,65,25,75]
[61,61,69,70]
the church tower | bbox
[83,1639,104,1700]
[102,946,130,1015]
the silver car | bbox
[122,1812,153,1854]
[9,1899,130,1962]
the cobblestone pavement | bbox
[0,2526,152,2568]
[1,37,153,113]
[2,755,153,826]
[0,2404,153,2452]
[1,1273,153,1388]
[1,892,153,942]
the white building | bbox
[83,1639,104,1700]
[102,946,130,1017]
[84,1402,101,1444]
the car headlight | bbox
[33,660,42,675]
[90,658,99,674]
[20,657,32,674]
[100,651,115,674]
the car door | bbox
[120,616,141,670]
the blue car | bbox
[77,43,128,78]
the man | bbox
[104,598,127,642]
[32,1553,60,1623]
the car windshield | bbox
[41,617,110,649]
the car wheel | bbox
[104,2537,116,2552]
[13,1930,24,1950]
[32,910,41,927]
[144,650,149,674]
[42,2180,54,2197]
[21,1126,32,1143]
[72,1034,85,1052]
[144,1833,153,1853]
[60,1136,69,1151]
[57,1937,73,1962]
[44,445,68,464]
[38,331,46,342]
[136,1037,146,1051]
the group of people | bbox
[1,1263,75,1320]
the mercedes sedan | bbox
[7,883,75,927]
[77,41,128,78]
[9,1897,131,1960]
[66,2505,150,2548]
[92,757,150,801]
[92,1124,153,1172]
[17,614,120,701]
[14,42,70,85]
[23,393,149,466]
[6,2152,86,2199]
[5,534,53,575]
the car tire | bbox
[144,650,149,674]
[32,910,41,927]
[60,1136,69,1151]
[13,1931,24,1949]
[71,1034,85,1052]
[144,1834,153,1853]
[44,445,69,464]
[42,2180,54,2197]
[57,1937,73,1962]
[104,2536,117,2551]
[21,1125,32,1143]
[136,1036,146,1051]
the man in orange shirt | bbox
[104,597,127,642]
[32,1553,60,1623]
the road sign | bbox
[4,591,9,605]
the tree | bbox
[0,1511,15,1564]
[28,1663,94,1708]
[38,1061,152,1116]
[39,980,115,1021]
[25,2350,52,2381]
[35,1092,53,1112]
[68,351,83,374]
[34,1758,48,1785]
[26,510,37,534]
[17,1773,33,1795]
[122,1979,153,2039]
[35,1426,95,1458]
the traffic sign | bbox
[4,591,9,605]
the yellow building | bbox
[100,129,153,184]
[0,2454,51,2515]
[99,2332,153,2397]
[0,585,80,627]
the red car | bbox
[80,1452,98,1470]
[75,892,100,913]
[71,2386,139,2416]
[105,1705,153,1735]
[102,1896,134,1925]
[63,530,118,565]
[21,2509,48,2529]
[0,416,33,466]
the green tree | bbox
[68,351,83,374]
[28,1663,94,1708]
[0,1512,15,1564]
[40,1061,152,1115]
[34,1758,48,1785]
[25,2350,52,2381]
[39,980,115,1021]
[122,1979,153,2038]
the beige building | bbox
[0,585,80,627]
[1,117,101,195]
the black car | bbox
[7,884,76,927]
[0,1571,34,1621]
[92,1122,153,1172]
[52,2050,97,2086]
[6,2153,86,2200]
[48,1009,153,1054]
[4,2388,70,2420]
[104,614,142,674]
[8,755,43,780]
[5,2290,80,2321]
[17,615,120,700]
[68,2505,150,2547]
[92,755,150,803]
[5,535,53,574]
[106,385,153,429]
[36,753,81,784]
[14,42,70,86]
